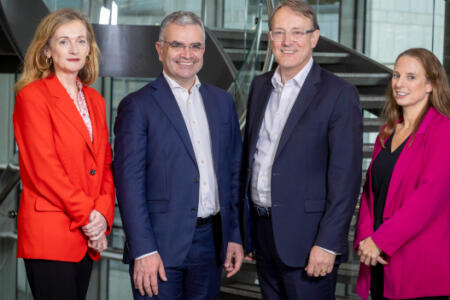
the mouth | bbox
[280,49,297,54]
[67,58,80,62]
[395,91,409,97]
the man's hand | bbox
[133,254,167,297]
[82,210,108,240]
[305,245,336,277]
[88,233,108,252]
[244,251,255,262]
[357,237,388,266]
[224,242,244,278]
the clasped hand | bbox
[82,209,108,253]
[357,237,388,266]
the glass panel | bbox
[228,0,267,126]
[365,0,445,67]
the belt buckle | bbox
[256,206,270,217]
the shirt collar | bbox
[163,71,201,92]
[271,56,314,89]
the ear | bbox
[310,29,320,49]
[43,45,51,58]
[155,41,163,62]
[426,81,433,94]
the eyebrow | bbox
[54,35,87,40]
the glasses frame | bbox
[269,29,316,42]
[159,40,205,53]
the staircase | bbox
[210,28,392,300]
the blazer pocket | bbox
[147,199,169,213]
[35,196,64,212]
[304,199,326,213]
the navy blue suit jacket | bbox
[114,74,242,267]
[242,62,363,267]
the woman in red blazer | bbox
[13,9,115,300]
[354,48,450,300]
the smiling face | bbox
[44,20,90,77]
[392,55,433,114]
[270,6,319,82]
[155,23,205,90]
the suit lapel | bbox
[83,86,100,159]
[274,63,320,161]
[247,73,273,168]
[200,84,220,175]
[151,75,197,166]
[384,108,438,216]
[45,75,95,156]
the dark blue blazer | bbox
[114,74,242,267]
[242,62,363,267]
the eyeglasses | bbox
[160,40,205,54]
[269,29,315,42]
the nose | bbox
[392,75,403,89]
[282,32,293,45]
[180,45,193,57]
[69,41,79,54]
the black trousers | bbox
[24,253,93,300]
[371,265,449,300]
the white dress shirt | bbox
[164,73,219,218]
[136,73,220,260]
[251,57,313,208]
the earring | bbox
[46,57,53,67]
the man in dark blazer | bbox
[241,1,362,299]
[114,11,243,300]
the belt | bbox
[196,214,217,227]
[253,205,271,217]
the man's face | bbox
[155,23,205,89]
[269,7,319,80]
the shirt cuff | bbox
[135,251,158,260]
[317,246,339,255]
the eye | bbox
[392,73,400,79]
[292,30,304,37]
[407,75,415,80]
[170,41,184,49]
[190,43,203,51]
[58,39,67,46]
[273,30,284,37]
[78,39,87,45]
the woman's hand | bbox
[82,209,108,240]
[88,233,108,253]
[358,237,388,266]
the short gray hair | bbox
[269,0,320,31]
[159,11,205,42]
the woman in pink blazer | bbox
[354,48,450,300]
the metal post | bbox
[444,0,450,79]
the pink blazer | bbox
[354,107,450,299]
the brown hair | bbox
[380,48,450,147]
[15,8,100,93]
[269,0,320,31]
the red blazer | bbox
[13,75,115,262]
[354,107,450,299]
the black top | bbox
[371,134,409,231]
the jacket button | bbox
[191,208,197,212]
[90,169,96,176]
[193,177,199,183]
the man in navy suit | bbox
[114,11,243,300]
[241,1,362,299]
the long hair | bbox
[380,48,450,146]
[14,8,100,93]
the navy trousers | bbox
[130,217,222,300]
[253,214,338,300]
